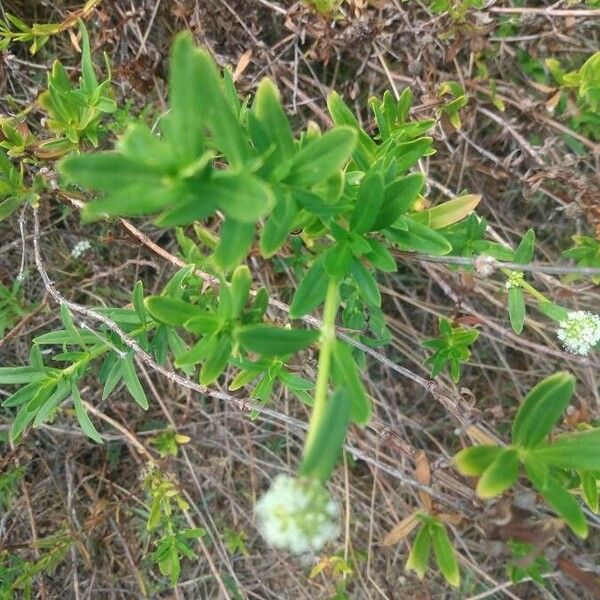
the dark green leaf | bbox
[351,258,381,307]
[237,324,319,357]
[199,333,231,385]
[122,355,149,410]
[349,170,385,234]
[144,296,207,327]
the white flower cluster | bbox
[71,240,91,258]
[255,474,339,555]
[556,311,600,356]
[505,270,524,290]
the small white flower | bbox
[557,311,600,356]
[255,474,339,555]
[71,240,92,258]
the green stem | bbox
[303,279,339,456]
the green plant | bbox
[454,372,599,538]
[422,317,479,382]
[2,28,600,590]
[0,1,101,54]
[144,467,206,585]
[563,235,600,285]
[37,21,116,155]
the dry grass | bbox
[1,1,599,598]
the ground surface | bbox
[0,1,599,599]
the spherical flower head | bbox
[255,474,339,555]
[557,311,600,355]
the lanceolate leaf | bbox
[431,523,460,588]
[411,195,481,230]
[289,256,329,318]
[372,172,424,230]
[72,384,102,443]
[213,219,255,271]
[524,457,588,538]
[122,355,149,410]
[286,127,357,187]
[199,333,232,385]
[164,32,205,166]
[512,372,575,449]
[349,170,385,234]
[507,287,525,334]
[405,524,432,580]
[350,258,381,307]
[236,324,319,357]
[530,429,600,471]
[144,296,208,327]
[299,387,351,483]
[332,342,371,424]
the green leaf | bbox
[349,170,385,234]
[0,366,48,384]
[327,91,376,170]
[144,296,207,327]
[514,229,535,264]
[157,171,273,226]
[132,281,146,323]
[581,471,598,513]
[72,384,102,443]
[431,523,460,588]
[122,355,149,410]
[289,256,329,318]
[236,324,319,357]
[351,258,381,307]
[524,457,588,538]
[453,445,503,477]
[411,195,480,230]
[332,342,371,424]
[102,357,123,400]
[60,153,163,192]
[476,448,520,499]
[299,386,351,482]
[388,218,452,255]
[79,21,97,94]
[199,333,231,385]
[213,219,255,271]
[2,381,44,408]
[324,242,352,279]
[194,48,251,168]
[163,32,205,165]
[286,127,357,186]
[372,173,424,230]
[507,287,525,334]
[230,265,251,318]
[530,429,600,471]
[183,314,222,335]
[365,238,397,272]
[405,524,432,580]
[512,372,576,449]
[252,78,295,162]
[259,191,298,257]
